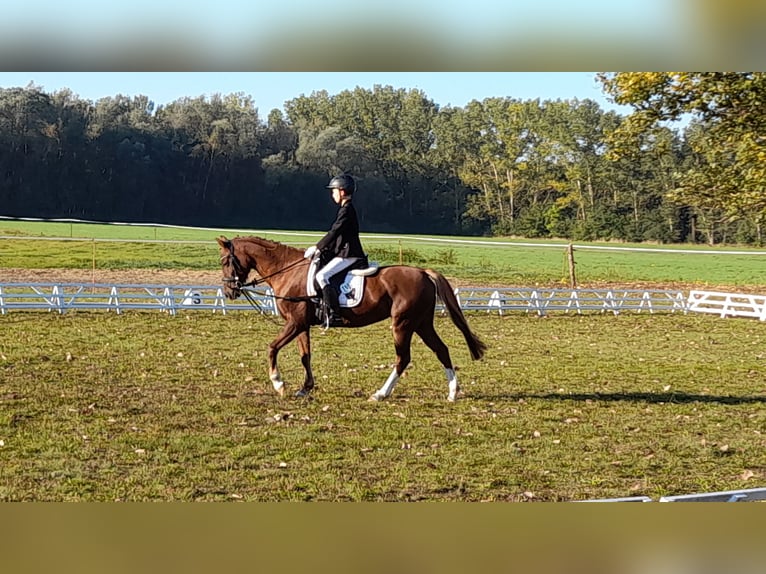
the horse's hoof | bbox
[368,393,384,402]
[275,386,285,398]
[295,388,312,398]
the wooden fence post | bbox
[567,243,577,289]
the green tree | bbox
[0,85,59,214]
[598,72,766,241]
[458,98,545,234]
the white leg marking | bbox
[270,370,285,396]
[446,368,459,402]
[370,368,399,401]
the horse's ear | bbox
[216,236,229,249]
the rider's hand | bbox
[304,245,318,259]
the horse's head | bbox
[216,236,251,300]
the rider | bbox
[304,173,366,327]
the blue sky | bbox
[4,1,677,52]
[0,1,749,70]
[0,72,633,116]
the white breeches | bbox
[315,257,359,288]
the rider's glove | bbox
[304,245,318,259]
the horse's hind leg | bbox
[416,321,461,402]
[369,320,413,402]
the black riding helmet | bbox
[326,174,356,194]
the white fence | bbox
[583,487,766,503]
[658,487,766,502]
[0,283,278,316]
[455,287,687,316]
[4,283,766,323]
[687,290,766,321]
[0,282,690,316]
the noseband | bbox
[221,243,249,289]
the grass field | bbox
[2,220,766,287]
[1,219,765,502]
[1,310,764,501]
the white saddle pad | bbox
[306,259,377,308]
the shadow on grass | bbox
[474,391,766,405]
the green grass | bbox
[1,311,764,501]
[2,220,766,287]
[2,220,765,501]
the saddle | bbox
[305,256,379,309]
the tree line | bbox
[1,73,763,244]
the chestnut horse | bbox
[216,236,486,401]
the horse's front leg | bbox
[294,329,315,397]
[267,321,302,397]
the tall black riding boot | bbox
[321,285,343,327]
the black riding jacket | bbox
[316,200,365,259]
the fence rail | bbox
[4,283,766,322]
[687,289,766,321]
[582,487,766,503]
[455,287,688,316]
[0,283,277,316]
[0,282,689,316]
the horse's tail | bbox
[425,269,487,361]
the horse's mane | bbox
[235,235,302,259]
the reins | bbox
[243,257,308,288]
[222,243,313,305]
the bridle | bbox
[221,242,311,302]
[221,243,252,290]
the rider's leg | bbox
[315,257,356,326]
[321,284,342,325]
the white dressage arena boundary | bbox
[0,283,689,316]
[3,284,766,327]
[0,283,278,316]
[687,290,766,321]
[582,487,766,503]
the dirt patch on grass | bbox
[0,268,222,285]
[0,267,760,295]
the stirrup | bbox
[323,312,344,328]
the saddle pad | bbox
[305,260,367,308]
[338,274,365,308]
